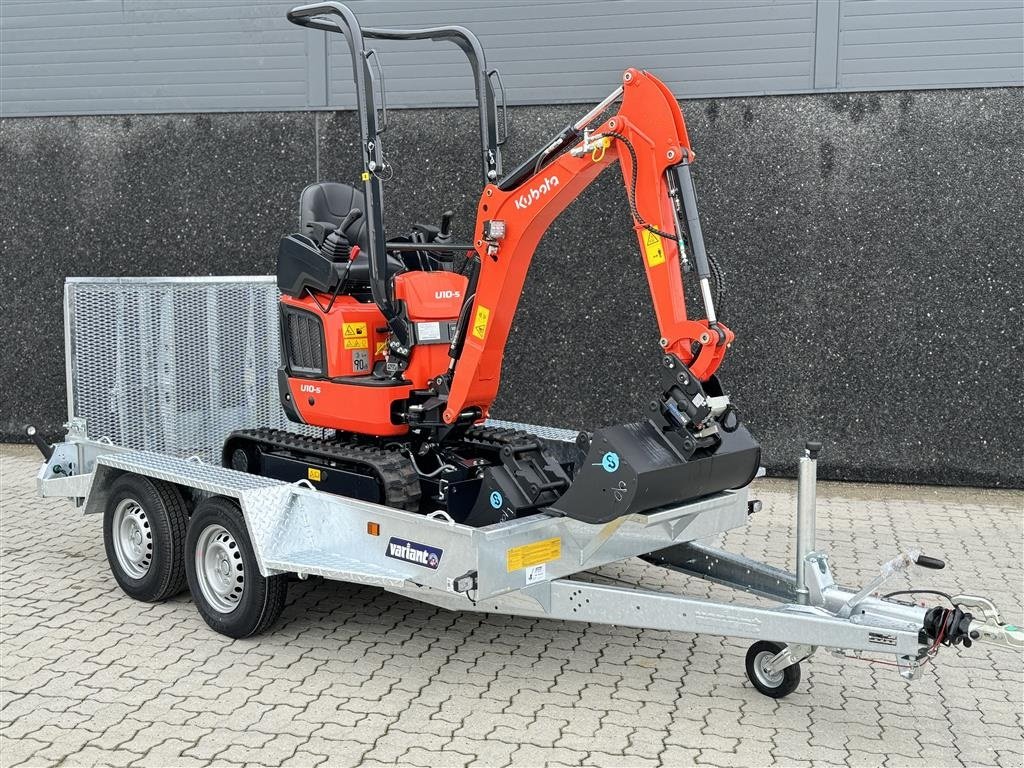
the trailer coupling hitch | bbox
[921,605,976,648]
[920,603,1023,651]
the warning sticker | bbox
[307,467,322,482]
[507,537,561,572]
[643,231,665,267]
[471,305,490,340]
[344,337,368,349]
[375,340,387,356]
[343,322,367,338]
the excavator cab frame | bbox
[288,2,506,359]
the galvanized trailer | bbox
[35,277,1021,698]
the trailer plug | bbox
[25,425,54,461]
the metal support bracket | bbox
[765,643,815,675]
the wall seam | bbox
[812,0,841,91]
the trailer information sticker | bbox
[506,537,561,572]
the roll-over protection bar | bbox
[287,2,505,351]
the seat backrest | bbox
[298,182,369,252]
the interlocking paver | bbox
[2,445,1022,767]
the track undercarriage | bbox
[222,424,580,527]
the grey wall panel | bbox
[0,0,309,116]
[1,1,1022,116]
[328,0,818,107]
[837,0,1024,90]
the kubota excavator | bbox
[223,2,761,527]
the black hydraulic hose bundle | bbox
[603,131,727,310]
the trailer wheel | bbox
[185,496,287,638]
[745,641,801,698]
[103,473,189,602]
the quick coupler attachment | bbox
[549,420,761,525]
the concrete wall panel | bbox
[2,87,1021,486]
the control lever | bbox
[26,425,54,461]
[335,208,363,236]
[438,210,454,243]
[321,208,363,264]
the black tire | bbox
[103,473,189,602]
[745,641,801,698]
[185,496,287,639]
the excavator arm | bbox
[445,68,732,427]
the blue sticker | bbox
[601,452,620,473]
[489,490,503,509]
[385,537,443,569]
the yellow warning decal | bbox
[471,305,490,340]
[643,231,665,267]
[343,322,367,338]
[307,467,322,482]
[507,537,561,572]
[375,340,387,356]
[344,337,368,350]
[361,171,371,181]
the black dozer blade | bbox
[550,421,761,524]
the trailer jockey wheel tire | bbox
[185,496,287,639]
[745,641,801,698]
[103,473,189,602]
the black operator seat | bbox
[298,182,403,282]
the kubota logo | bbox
[514,175,559,210]
[434,290,462,299]
[299,383,321,394]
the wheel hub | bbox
[112,499,153,579]
[755,651,785,687]
[195,524,245,614]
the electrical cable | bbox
[603,130,680,242]
[882,589,956,606]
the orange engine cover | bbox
[393,271,469,388]
[280,270,469,436]
[280,293,386,378]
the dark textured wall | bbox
[2,88,1021,487]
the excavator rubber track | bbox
[222,428,421,511]
[459,425,549,453]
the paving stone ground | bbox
[1,445,1021,768]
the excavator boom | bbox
[445,68,732,425]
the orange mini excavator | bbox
[223,2,761,527]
